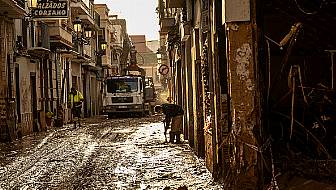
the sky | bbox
[95,0,160,41]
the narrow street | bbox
[0,115,223,189]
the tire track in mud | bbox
[69,124,121,189]
[0,122,117,189]
[0,131,68,187]
[0,115,190,189]
[68,117,146,189]
[32,124,118,189]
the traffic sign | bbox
[158,64,169,75]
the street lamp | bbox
[100,41,107,51]
[84,29,92,39]
[28,0,38,8]
[73,17,82,34]
[96,41,107,56]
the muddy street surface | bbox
[0,115,223,190]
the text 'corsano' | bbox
[32,0,69,18]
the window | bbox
[106,78,138,93]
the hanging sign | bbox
[32,0,69,19]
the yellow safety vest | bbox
[68,90,84,107]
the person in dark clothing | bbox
[154,103,184,143]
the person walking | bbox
[68,87,84,128]
[154,103,184,143]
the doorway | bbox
[30,73,38,132]
[15,65,21,123]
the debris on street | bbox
[0,116,223,189]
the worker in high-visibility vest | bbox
[68,87,84,127]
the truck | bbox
[102,64,156,118]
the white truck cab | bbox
[102,75,149,117]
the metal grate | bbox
[112,97,133,103]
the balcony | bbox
[101,55,112,68]
[71,0,99,29]
[167,0,185,8]
[27,23,51,57]
[78,14,99,30]
[158,6,176,33]
[160,17,175,33]
[0,0,26,18]
[82,60,96,68]
[70,0,90,15]
[49,25,73,48]
[83,44,92,58]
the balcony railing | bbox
[158,0,176,19]
[160,17,175,33]
[27,23,51,56]
[167,0,185,8]
[78,14,99,30]
[83,44,92,58]
[49,26,73,47]
[102,54,111,67]
[31,23,50,49]
[70,0,91,16]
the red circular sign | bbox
[159,64,169,75]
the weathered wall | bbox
[191,27,205,157]
[226,22,259,188]
[70,62,82,90]
[17,57,37,135]
[0,17,15,141]
[184,36,194,147]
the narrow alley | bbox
[1,0,336,188]
[0,116,223,189]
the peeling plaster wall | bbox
[17,57,37,135]
[226,22,259,187]
[235,43,254,91]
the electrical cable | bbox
[265,35,282,48]
[267,144,280,190]
[272,111,332,159]
[266,40,271,105]
[293,0,325,15]
[290,67,296,139]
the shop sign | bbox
[32,0,69,19]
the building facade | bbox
[95,5,130,77]
[0,0,26,141]
[129,35,160,88]
[157,0,264,188]
[159,0,336,188]
[0,0,131,141]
